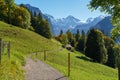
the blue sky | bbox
[15,0,107,20]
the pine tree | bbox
[71,38,76,47]
[75,29,80,42]
[76,30,86,52]
[66,30,73,43]
[36,19,52,39]
[60,30,63,36]
[38,13,42,20]
[85,29,108,64]
[34,11,37,17]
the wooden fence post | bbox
[8,41,10,59]
[2,42,4,53]
[0,38,2,64]
[36,52,37,56]
[68,53,70,77]
[44,50,46,61]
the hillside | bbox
[0,21,118,80]
[0,21,60,80]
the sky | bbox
[15,0,107,21]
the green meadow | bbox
[0,21,118,80]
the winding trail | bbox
[24,57,67,80]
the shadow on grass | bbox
[76,56,93,62]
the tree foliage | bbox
[4,0,15,24]
[38,19,52,39]
[75,29,80,42]
[60,30,63,36]
[76,30,86,52]
[57,34,68,45]
[12,6,31,29]
[0,0,31,29]
[0,0,52,39]
[66,30,73,43]
[111,26,120,41]
[0,0,7,21]
[31,14,52,39]
[61,34,68,45]
[85,29,108,64]
[113,44,120,67]
[104,36,116,67]
[88,0,120,40]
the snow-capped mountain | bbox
[72,15,106,33]
[43,14,86,35]
[24,4,109,36]
[43,14,106,35]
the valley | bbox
[0,0,120,80]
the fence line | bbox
[30,47,120,79]
[31,48,71,78]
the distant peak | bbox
[67,15,76,19]
[67,15,74,17]
[66,15,80,22]
[25,4,30,6]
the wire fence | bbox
[31,47,120,80]
[31,48,71,78]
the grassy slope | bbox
[0,21,118,80]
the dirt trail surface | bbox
[24,58,67,80]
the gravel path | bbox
[24,57,67,80]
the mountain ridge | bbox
[24,4,42,15]
[94,16,113,36]
[24,4,109,35]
